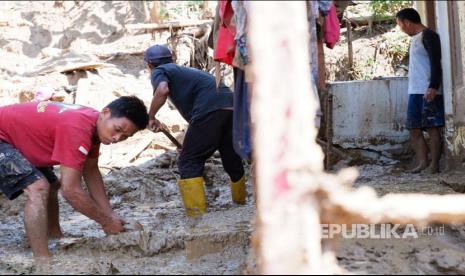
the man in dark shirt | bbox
[396,8,444,174]
[144,45,246,217]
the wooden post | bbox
[317,37,326,91]
[249,2,326,274]
[346,19,353,79]
[426,0,437,31]
[325,93,333,169]
[150,1,162,23]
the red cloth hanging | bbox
[324,3,340,49]
[214,0,236,65]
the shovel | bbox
[160,126,183,149]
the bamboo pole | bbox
[249,1,327,274]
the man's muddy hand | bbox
[102,215,126,235]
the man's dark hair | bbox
[106,96,149,130]
[396,8,422,24]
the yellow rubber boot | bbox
[177,177,207,217]
[231,175,247,204]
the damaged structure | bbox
[438,1,465,169]
[325,1,465,170]
[251,1,465,274]
[2,1,465,275]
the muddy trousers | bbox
[178,109,244,182]
[0,142,57,200]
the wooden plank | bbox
[125,20,213,31]
[95,50,145,61]
[124,136,154,163]
[59,62,106,73]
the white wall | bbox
[330,77,409,148]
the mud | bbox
[336,164,465,274]
[0,2,252,274]
[4,159,465,275]
[0,152,255,275]
[2,2,465,275]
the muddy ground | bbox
[0,151,255,275]
[3,162,465,274]
[2,1,465,275]
[338,165,465,275]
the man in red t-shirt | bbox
[0,96,149,259]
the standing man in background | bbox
[396,8,444,174]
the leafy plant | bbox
[187,0,203,10]
[370,0,413,19]
[379,30,410,67]
[159,5,169,21]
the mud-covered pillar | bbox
[249,1,325,274]
[449,0,465,168]
[437,1,465,169]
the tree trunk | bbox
[150,1,161,23]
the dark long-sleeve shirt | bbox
[422,28,442,90]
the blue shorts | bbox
[406,94,445,130]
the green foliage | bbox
[380,29,410,65]
[160,1,204,20]
[349,58,376,80]
[159,5,169,21]
[370,0,413,19]
[186,0,203,10]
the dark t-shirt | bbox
[150,63,233,123]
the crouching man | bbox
[0,96,149,258]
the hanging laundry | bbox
[213,0,236,65]
[233,67,252,161]
[318,0,333,16]
[324,3,340,49]
[232,0,249,67]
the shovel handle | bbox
[160,127,183,149]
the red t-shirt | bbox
[0,101,100,170]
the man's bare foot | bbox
[422,164,440,174]
[48,229,64,240]
[33,256,52,274]
[406,163,428,173]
